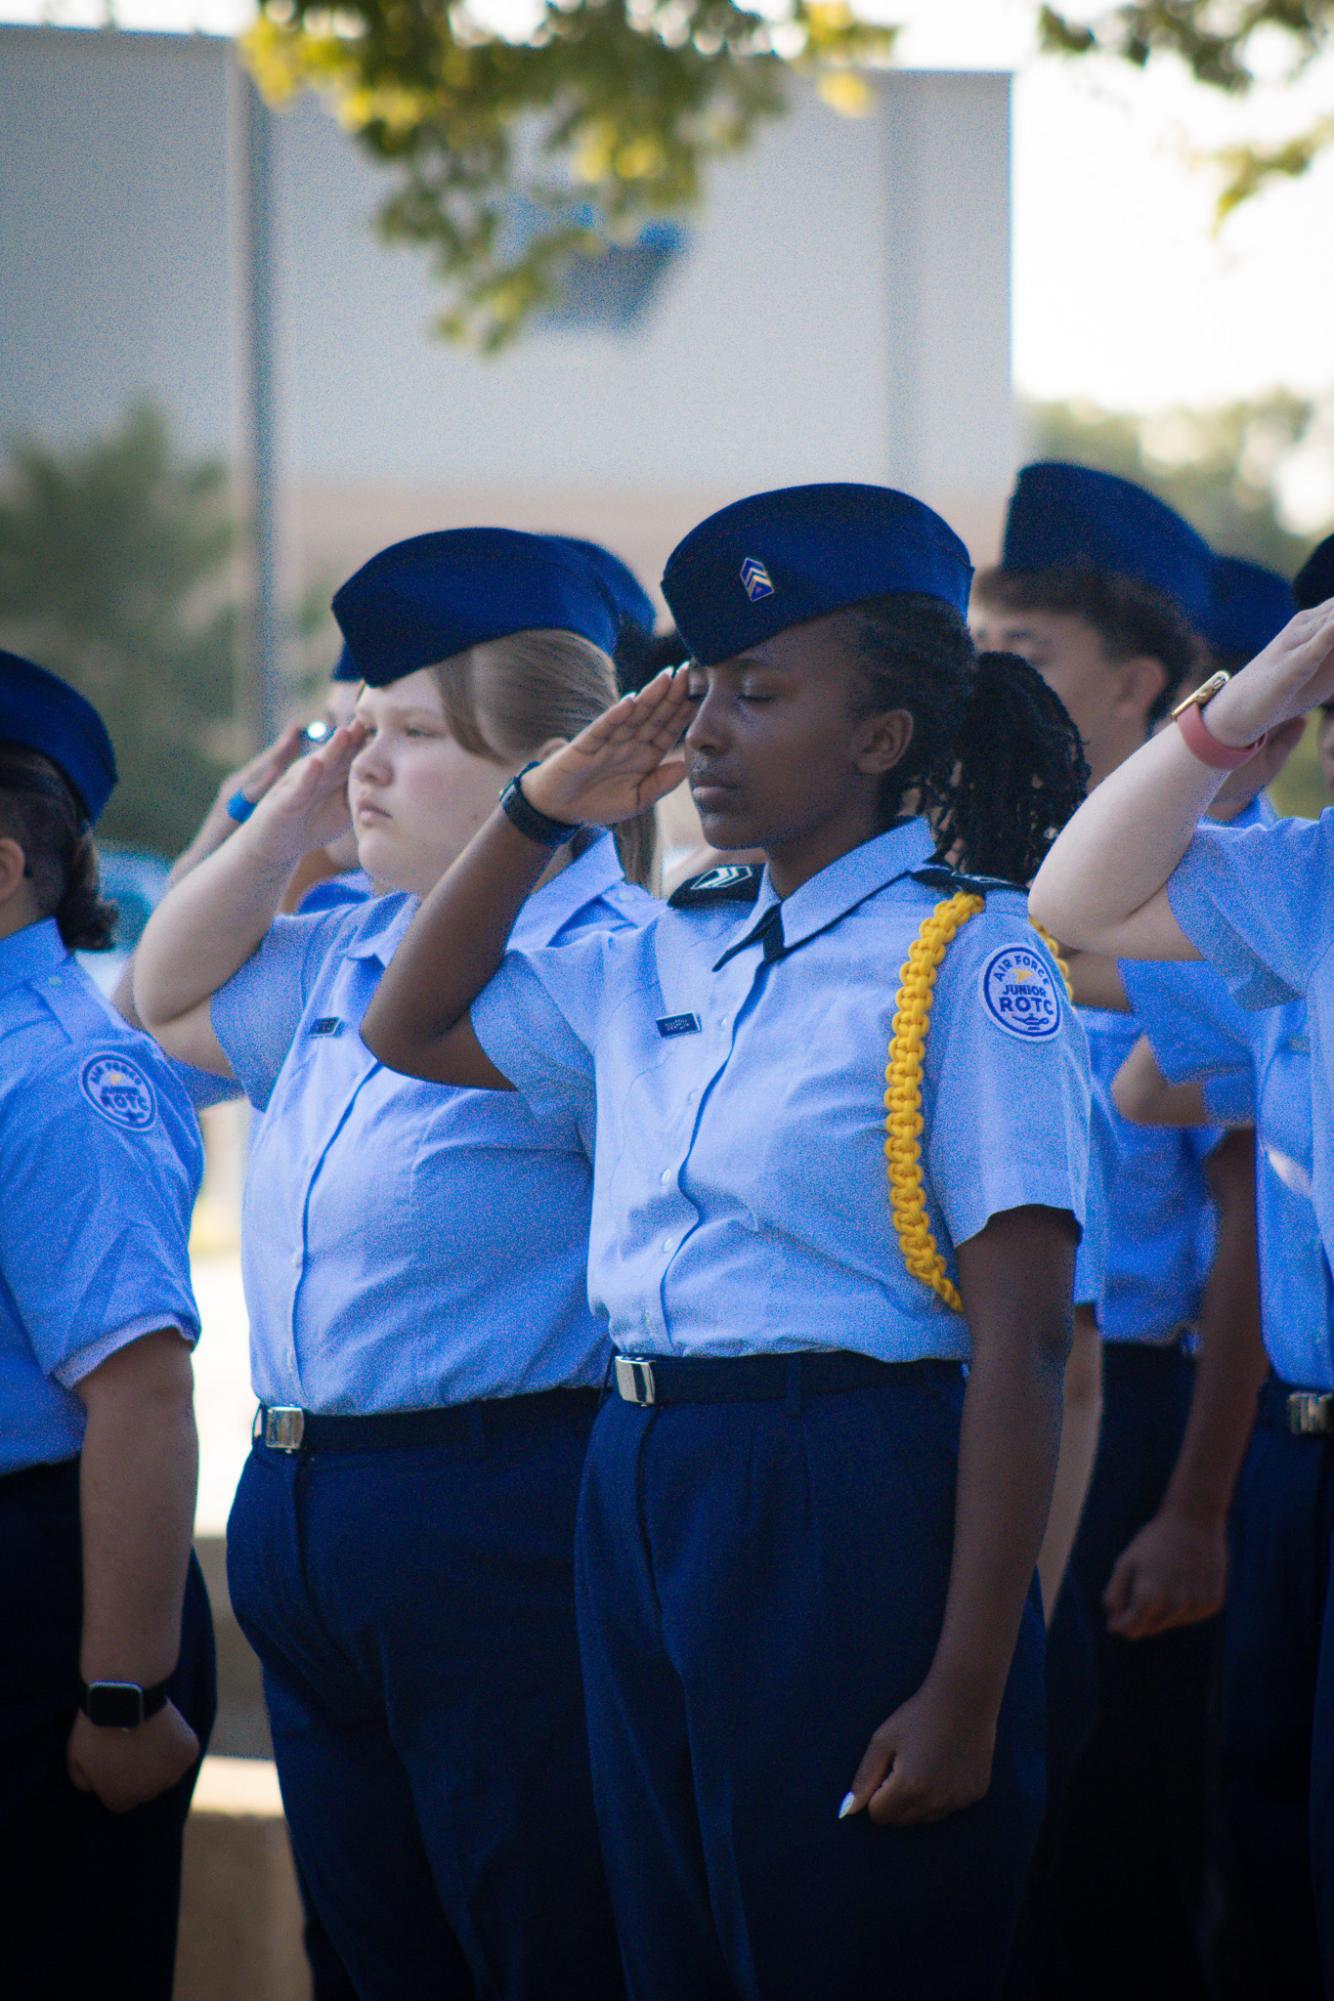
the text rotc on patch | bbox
[979,943,1063,1043]
[79,1052,160,1131]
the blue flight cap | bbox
[1202,555,1294,658]
[549,537,656,650]
[1294,533,1334,612]
[1001,462,1214,625]
[331,641,361,683]
[0,648,117,823]
[332,528,622,687]
[661,483,973,666]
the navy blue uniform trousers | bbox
[0,1456,216,2001]
[575,1367,1046,2001]
[1021,1342,1218,2001]
[226,1390,624,2001]
[1223,1386,1334,2000]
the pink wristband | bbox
[1174,697,1266,771]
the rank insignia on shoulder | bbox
[310,1017,344,1038]
[668,864,763,909]
[656,1012,702,1038]
[909,863,1018,898]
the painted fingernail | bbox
[838,1792,856,1820]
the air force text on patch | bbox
[79,1052,159,1131]
[979,944,1063,1043]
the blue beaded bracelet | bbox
[226,790,257,824]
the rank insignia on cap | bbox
[740,557,774,602]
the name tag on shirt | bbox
[656,1013,702,1038]
[310,1017,344,1038]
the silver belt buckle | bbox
[263,1405,306,1452]
[1287,1392,1334,1437]
[613,1356,657,1406]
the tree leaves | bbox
[1038,2,1333,212]
[244,0,895,349]
[0,404,242,856]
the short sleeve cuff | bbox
[470,956,590,1131]
[1201,1070,1255,1127]
[54,1314,198,1391]
[1168,839,1302,1011]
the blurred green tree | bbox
[1027,393,1318,572]
[244,0,894,351]
[1039,2,1334,215]
[0,403,246,858]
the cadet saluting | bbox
[0,650,214,1999]
[363,484,1093,1999]
[133,530,652,2001]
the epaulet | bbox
[668,864,763,909]
[909,863,1019,899]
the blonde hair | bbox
[429,629,658,888]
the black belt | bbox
[1257,1376,1334,1438]
[611,1350,961,1408]
[254,1388,599,1454]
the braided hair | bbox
[836,593,1090,887]
[0,745,117,951]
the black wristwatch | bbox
[79,1678,171,1729]
[498,762,583,849]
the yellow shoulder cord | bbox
[883,897,1075,1314]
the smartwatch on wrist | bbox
[79,1678,170,1729]
[1171,671,1268,771]
[498,762,583,849]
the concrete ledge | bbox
[175,1756,311,2001]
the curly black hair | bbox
[834,593,1090,887]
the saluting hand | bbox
[67,1701,201,1815]
[242,720,368,871]
[1207,597,1334,748]
[840,1673,997,1829]
[523,666,690,828]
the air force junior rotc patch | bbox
[979,943,1063,1043]
[740,558,774,602]
[79,1052,159,1131]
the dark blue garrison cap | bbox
[1294,533,1334,612]
[1202,555,1294,659]
[550,537,656,650]
[331,641,361,683]
[661,484,972,666]
[1001,462,1214,626]
[0,649,117,823]
[332,528,622,687]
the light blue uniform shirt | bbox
[297,868,374,916]
[0,920,202,1474]
[1169,807,1334,1276]
[1079,1006,1218,1344]
[212,836,650,1412]
[472,819,1091,1362]
[1122,956,1333,1390]
[1075,1082,1117,1311]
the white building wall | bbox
[0,25,1014,616]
